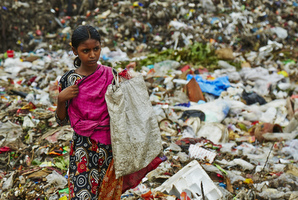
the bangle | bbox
[55,112,68,125]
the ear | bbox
[72,46,78,56]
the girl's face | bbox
[73,38,101,69]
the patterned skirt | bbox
[68,132,122,200]
[68,132,165,200]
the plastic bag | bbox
[259,107,277,123]
[196,122,229,144]
[105,74,162,178]
[187,74,230,96]
[186,99,230,123]
[270,27,288,39]
[281,139,298,160]
[0,121,23,147]
[217,158,254,171]
[2,172,15,190]
[201,0,216,12]
[242,91,267,105]
[46,170,67,189]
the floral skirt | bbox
[68,132,122,200]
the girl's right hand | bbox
[58,85,79,103]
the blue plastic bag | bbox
[187,75,230,96]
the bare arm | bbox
[56,85,79,121]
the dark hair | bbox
[71,25,101,68]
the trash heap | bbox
[0,46,297,200]
[1,0,298,55]
[0,0,298,200]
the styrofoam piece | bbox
[189,145,217,163]
[154,160,223,200]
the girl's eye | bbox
[83,50,88,53]
[94,47,100,51]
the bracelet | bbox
[55,112,69,126]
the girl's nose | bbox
[90,51,95,57]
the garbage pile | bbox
[1,0,298,55]
[1,0,298,200]
[0,49,297,200]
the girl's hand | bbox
[58,85,79,103]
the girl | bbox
[56,25,165,200]
[56,25,120,200]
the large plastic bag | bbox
[105,74,162,178]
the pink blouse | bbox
[68,65,114,145]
